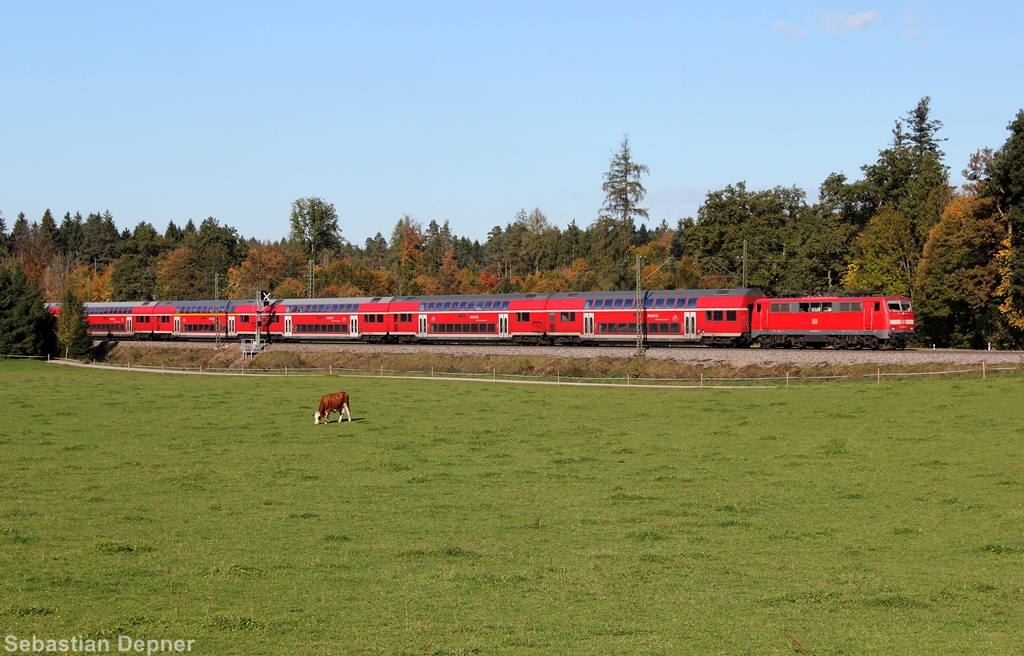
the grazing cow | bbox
[314,391,352,424]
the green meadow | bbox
[1,360,1023,654]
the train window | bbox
[664,299,675,309]
[425,303,433,310]
[643,298,653,308]
[516,312,530,322]
[341,324,349,333]
[620,299,630,309]
[726,310,736,322]
[610,299,620,308]
[756,303,761,312]
[444,323,453,332]
[598,323,607,333]
[654,298,664,308]
[584,300,592,309]
[501,301,510,310]
[687,298,697,308]
[888,301,912,311]
[459,302,467,310]
[469,323,478,332]
[713,310,723,321]
[874,302,880,311]
[365,314,374,323]
[618,323,628,333]
[377,314,384,322]
[705,311,712,321]
[431,323,438,332]
[670,323,680,334]
[560,311,575,322]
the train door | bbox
[228,316,236,336]
[583,312,595,338]
[350,316,359,337]
[126,316,133,335]
[173,316,180,335]
[498,313,509,337]
[284,316,292,337]
[418,314,427,337]
[684,311,696,338]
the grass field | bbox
[1,361,1023,654]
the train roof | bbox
[61,289,767,311]
[289,289,766,304]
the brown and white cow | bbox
[314,391,352,424]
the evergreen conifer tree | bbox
[0,260,56,356]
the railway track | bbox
[110,339,1024,367]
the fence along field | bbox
[1,360,1022,654]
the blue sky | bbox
[2,2,1022,244]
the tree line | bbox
[3,98,1024,354]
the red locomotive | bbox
[48,289,916,349]
[752,294,915,349]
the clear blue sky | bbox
[2,2,1022,245]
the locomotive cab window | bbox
[888,300,912,311]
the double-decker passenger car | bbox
[751,294,916,349]
[48,288,916,349]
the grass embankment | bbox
[99,342,1010,382]
[2,360,1023,653]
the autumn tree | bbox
[156,218,243,300]
[227,244,291,299]
[387,215,425,295]
[915,194,1006,347]
[989,110,1024,329]
[56,288,92,359]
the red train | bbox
[48,289,917,349]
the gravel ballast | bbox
[105,339,1024,367]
